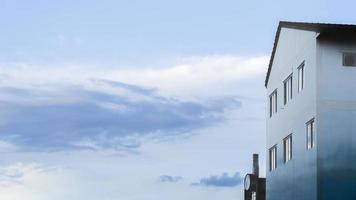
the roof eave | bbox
[265,21,356,87]
[264,23,282,87]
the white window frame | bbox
[283,74,293,105]
[269,145,277,171]
[283,134,292,163]
[269,90,277,117]
[298,62,305,92]
[307,119,315,149]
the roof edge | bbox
[264,22,282,87]
[265,21,356,87]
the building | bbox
[265,21,356,200]
[244,154,266,200]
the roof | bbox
[265,21,356,87]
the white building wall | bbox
[316,39,356,200]
[266,28,318,200]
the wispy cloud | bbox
[192,172,243,187]
[0,80,240,151]
[91,78,157,96]
[0,55,267,200]
[159,175,183,183]
[0,163,50,187]
[0,55,268,98]
[0,55,266,152]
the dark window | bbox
[298,62,305,92]
[269,90,277,117]
[283,74,293,105]
[269,145,277,171]
[284,135,292,163]
[307,119,315,149]
[343,53,356,66]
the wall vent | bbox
[343,53,356,66]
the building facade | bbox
[265,22,356,200]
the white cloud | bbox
[0,162,57,187]
[0,55,268,200]
[0,55,268,99]
[0,140,17,152]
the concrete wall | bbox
[316,39,356,200]
[266,28,318,200]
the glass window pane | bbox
[307,119,315,149]
[269,146,277,171]
[269,96,272,117]
[301,66,304,89]
[269,90,278,117]
[298,62,305,92]
[284,75,292,104]
[284,135,292,163]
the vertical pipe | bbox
[253,154,259,177]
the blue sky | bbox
[2,0,356,65]
[0,0,355,199]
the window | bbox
[307,119,315,149]
[269,145,277,171]
[252,192,256,200]
[343,52,356,66]
[298,62,305,92]
[269,90,277,117]
[283,135,292,163]
[284,74,293,105]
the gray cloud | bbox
[192,172,243,187]
[0,79,241,151]
[159,175,183,183]
[91,79,157,96]
[0,166,25,186]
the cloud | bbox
[0,163,49,187]
[0,55,266,151]
[0,140,17,152]
[91,78,157,96]
[192,172,243,187]
[0,55,266,200]
[159,175,183,183]
[0,79,241,151]
[0,55,268,98]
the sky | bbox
[0,0,356,200]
